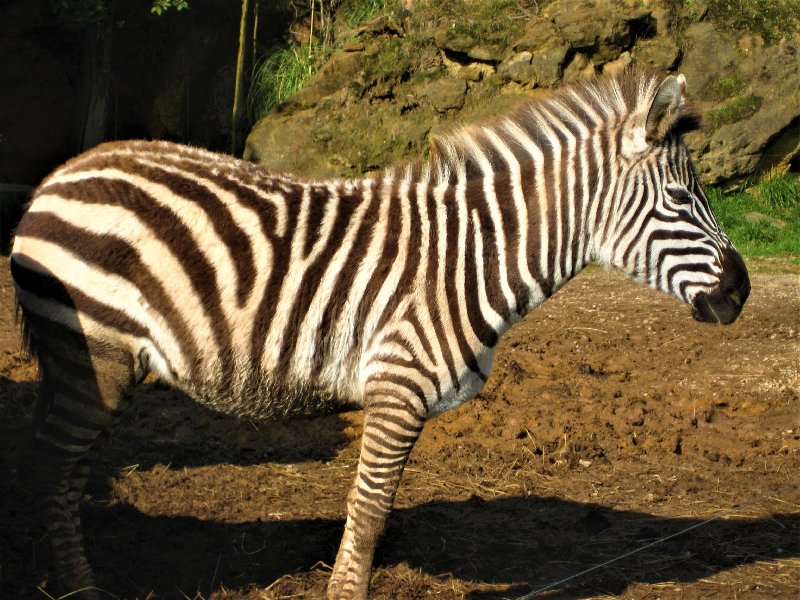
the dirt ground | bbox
[0,258,798,600]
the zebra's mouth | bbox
[692,245,751,324]
[691,286,748,324]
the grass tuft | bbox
[706,95,762,129]
[705,73,747,102]
[709,173,800,256]
[339,0,389,27]
[247,44,321,120]
[754,173,800,212]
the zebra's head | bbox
[598,73,750,324]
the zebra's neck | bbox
[384,120,611,346]
[367,163,596,372]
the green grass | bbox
[247,1,394,120]
[339,0,389,27]
[706,95,762,129]
[364,37,413,81]
[247,44,321,120]
[709,173,800,256]
[704,73,747,102]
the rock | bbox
[603,51,632,75]
[245,92,436,178]
[551,6,607,49]
[457,62,495,81]
[632,35,682,71]
[508,16,571,85]
[562,53,593,82]
[512,17,560,53]
[682,23,800,183]
[544,0,655,63]
[530,40,571,87]
[468,44,508,63]
[291,50,365,107]
[244,109,331,176]
[419,77,467,112]
[433,26,507,62]
[245,1,800,186]
[497,52,535,84]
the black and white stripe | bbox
[11,70,749,600]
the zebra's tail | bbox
[10,255,43,373]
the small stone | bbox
[744,211,787,229]
[627,406,646,426]
[578,459,593,468]
[563,52,590,82]
[603,51,632,75]
[458,62,495,82]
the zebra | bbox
[11,69,749,600]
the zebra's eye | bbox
[665,185,692,204]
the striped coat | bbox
[11,70,749,599]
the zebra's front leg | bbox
[327,391,426,600]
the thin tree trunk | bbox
[231,0,253,155]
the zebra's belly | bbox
[178,370,363,421]
[159,343,364,421]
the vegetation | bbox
[707,0,800,43]
[52,0,189,22]
[248,44,321,118]
[706,95,762,128]
[246,0,539,121]
[247,0,338,119]
[150,0,189,15]
[364,37,414,81]
[666,0,800,44]
[407,0,539,49]
[339,0,389,27]
[709,173,800,256]
[704,73,747,102]
[247,0,402,120]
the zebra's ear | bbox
[645,74,687,142]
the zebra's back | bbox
[11,140,389,418]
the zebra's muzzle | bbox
[691,247,750,324]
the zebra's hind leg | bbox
[27,334,135,600]
[327,387,426,600]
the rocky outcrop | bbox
[245,0,800,185]
[680,22,800,183]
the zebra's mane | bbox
[413,68,699,186]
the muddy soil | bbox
[1,259,798,600]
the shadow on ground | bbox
[5,482,798,599]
